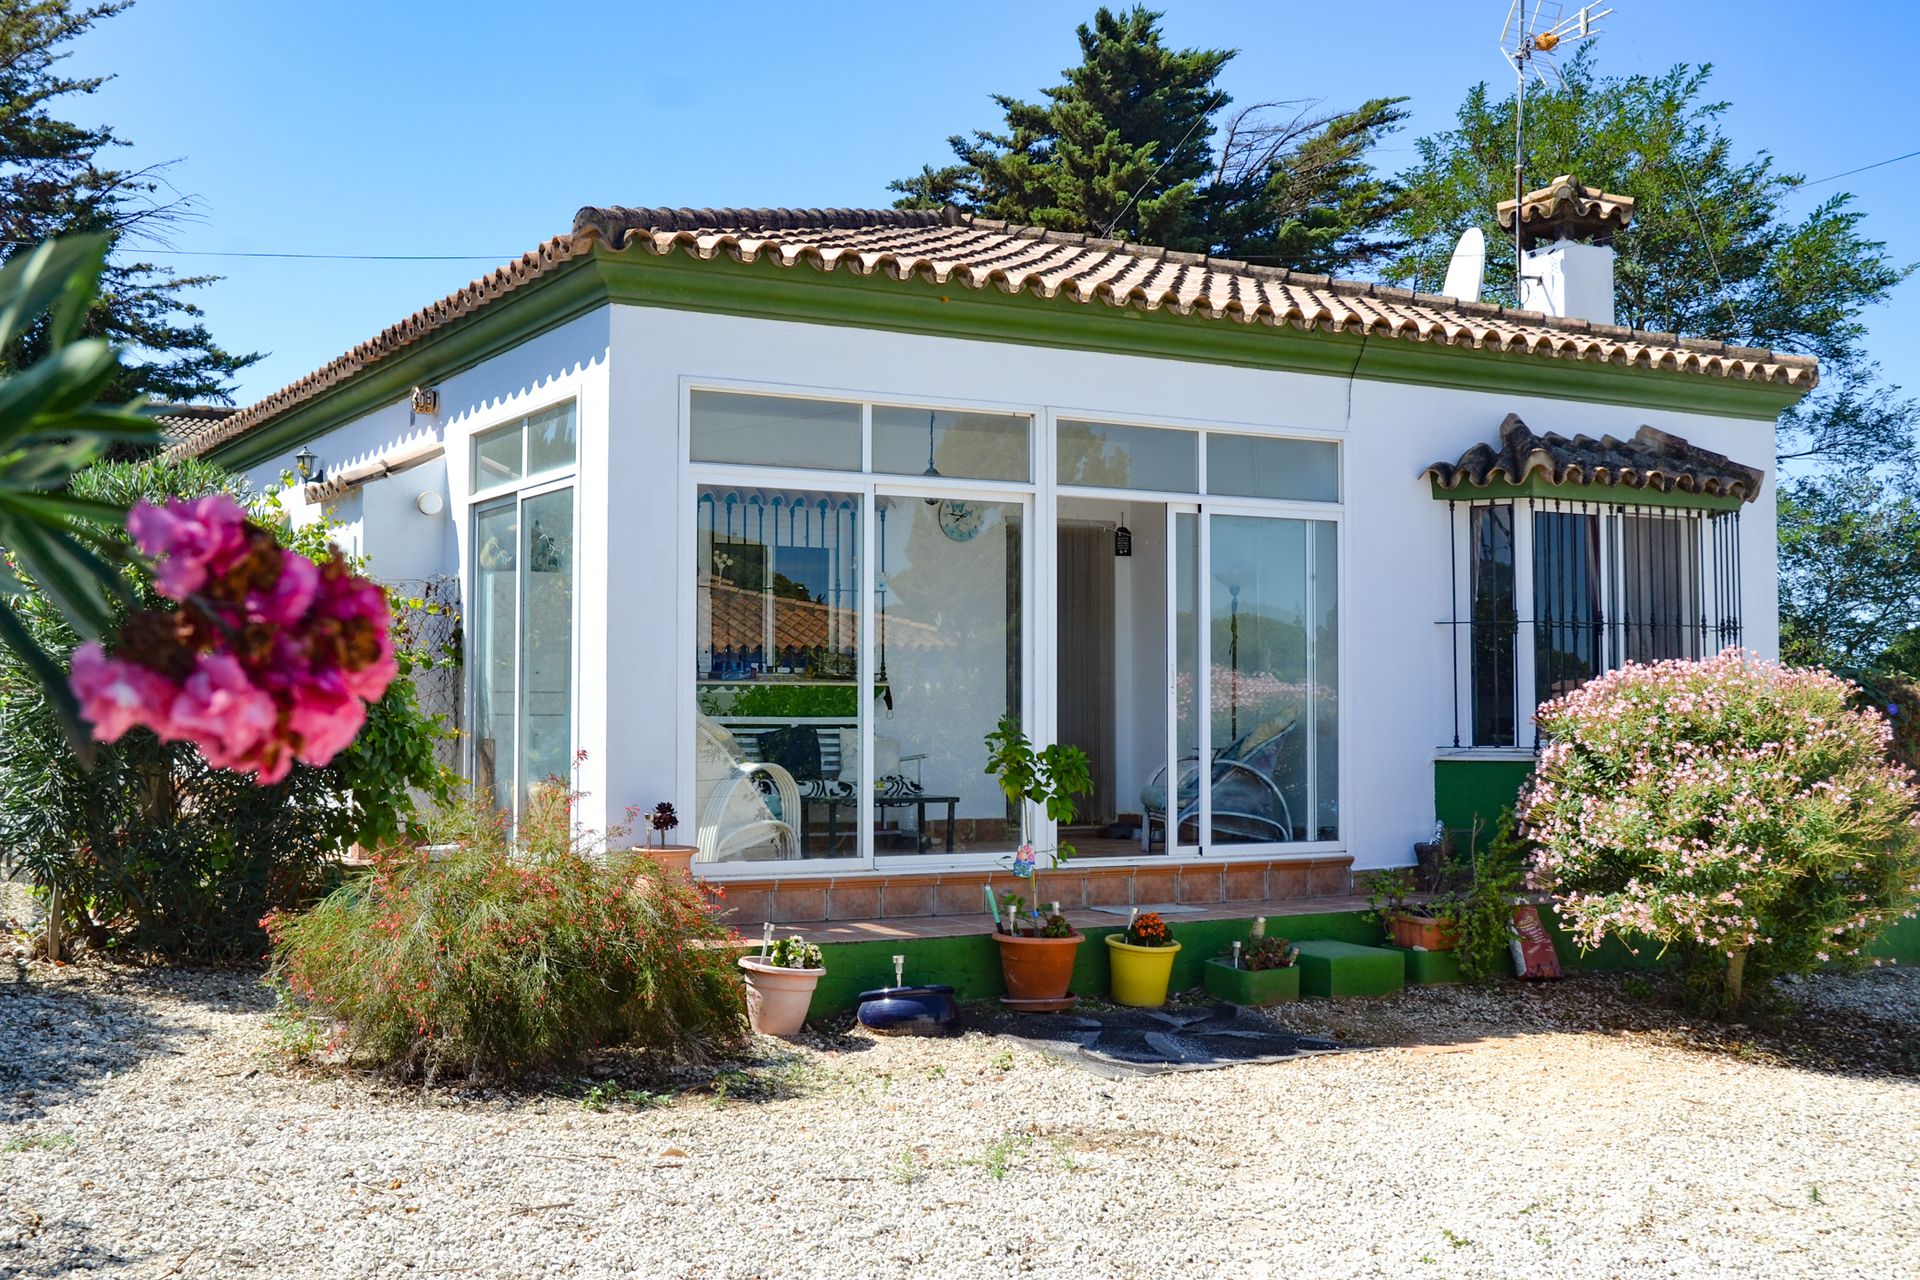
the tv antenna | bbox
[1498,1,1612,295]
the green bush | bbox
[265,788,748,1082]
[1524,651,1920,1011]
[0,458,453,960]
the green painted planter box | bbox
[1391,945,1464,985]
[1294,939,1405,998]
[1202,957,1301,1005]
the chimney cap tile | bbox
[1498,175,1635,248]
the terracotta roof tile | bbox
[1498,175,1636,249]
[1422,412,1765,503]
[172,205,1819,460]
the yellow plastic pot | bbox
[1105,935,1182,1007]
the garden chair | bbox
[1139,713,1299,849]
[693,714,801,862]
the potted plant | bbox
[1105,910,1182,1007]
[1202,917,1301,1005]
[1365,867,1459,951]
[737,933,825,1037]
[640,801,698,874]
[983,716,1093,1012]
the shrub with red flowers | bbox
[70,491,396,783]
[1522,649,1920,1011]
[265,786,747,1082]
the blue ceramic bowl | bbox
[856,984,960,1036]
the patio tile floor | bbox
[739,894,1374,945]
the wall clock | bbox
[937,500,984,542]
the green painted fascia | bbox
[1427,474,1746,511]
[209,241,1805,468]
[597,249,1804,422]
[206,255,610,471]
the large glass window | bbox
[1623,513,1702,662]
[1208,515,1338,843]
[873,407,1031,482]
[690,391,861,470]
[873,497,1024,856]
[695,485,862,862]
[469,403,576,817]
[1058,421,1199,491]
[1534,510,1602,706]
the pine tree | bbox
[892,6,1407,269]
[0,0,257,403]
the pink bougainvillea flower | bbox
[69,642,179,743]
[248,548,319,626]
[286,671,368,766]
[127,494,249,599]
[167,653,278,768]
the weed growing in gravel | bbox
[1441,1228,1472,1249]
[1808,1184,1823,1204]
[892,1147,922,1186]
[989,1048,1014,1072]
[578,1080,672,1112]
[3,1133,74,1152]
[978,1133,1032,1178]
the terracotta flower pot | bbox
[1387,912,1458,952]
[737,956,825,1037]
[645,845,698,875]
[1106,935,1182,1007]
[994,932,1082,1003]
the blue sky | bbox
[67,0,1920,408]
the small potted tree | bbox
[1202,918,1301,1005]
[641,801,698,874]
[1105,910,1182,1007]
[737,933,825,1037]
[984,716,1093,1012]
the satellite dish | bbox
[1442,227,1486,302]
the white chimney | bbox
[1496,176,1635,326]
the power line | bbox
[1799,148,1920,189]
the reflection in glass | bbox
[526,403,577,476]
[872,497,1022,855]
[690,391,861,470]
[695,485,862,861]
[873,407,1030,482]
[1208,515,1337,843]
[1206,434,1339,502]
[473,426,523,490]
[517,489,574,809]
[1057,420,1198,491]
[1470,504,1517,747]
[471,499,518,808]
[1534,510,1601,706]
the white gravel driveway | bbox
[2,960,1915,1279]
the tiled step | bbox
[710,856,1354,927]
[1294,939,1405,998]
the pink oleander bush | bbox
[265,786,748,1083]
[70,492,396,783]
[1522,649,1920,1011]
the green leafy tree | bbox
[1778,475,1920,671]
[0,457,455,960]
[1384,56,1908,363]
[891,6,1407,269]
[1,0,258,402]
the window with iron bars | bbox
[1445,496,1743,749]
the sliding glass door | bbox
[1154,505,1339,851]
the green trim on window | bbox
[1427,475,1747,511]
[206,244,1803,470]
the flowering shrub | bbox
[266,788,747,1082]
[1523,650,1920,1010]
[1123,912,1174,948]
[0,459,451,960]
[764,936,823,970]
[70,493,396,782]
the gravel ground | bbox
[1,957,1916,1280]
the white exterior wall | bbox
[237,308,616,824]
[600,304,1779,871]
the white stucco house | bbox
[166,179,1815,925]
